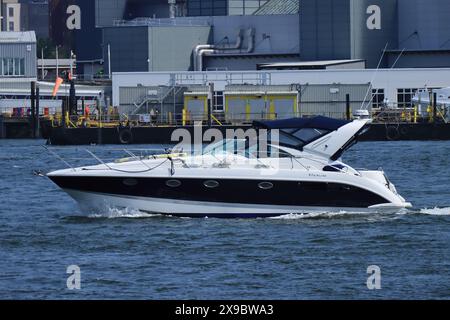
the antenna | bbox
[360,43,389,110]
[362,48,405,110]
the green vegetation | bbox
[36,38,71,59]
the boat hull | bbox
[63,189,410,218]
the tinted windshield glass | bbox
[202,139,293,159]
[203,139,246,156]
[278,127,330,149]
[292,128,329,143]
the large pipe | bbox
[219,29,243,50]
[193,44,214,71]
[196,28,255,71]
[193,29,244,71]
[198,49,216,72]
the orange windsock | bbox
[52,77,64,97]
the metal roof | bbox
[0,79,104,97]
[0,31,36,43]
[37,59,77,68]
[258,59,366,68]
[254,0,300,15]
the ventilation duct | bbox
[193,28,256,71]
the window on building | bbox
[0,58,25,77]
[8,21,14,31]
[187,0,228,16]
[7,58,14,75]
[372,89,385,109]
[214,91,224,111]
[20,59,25,76]
[397,88,418,108]
[14,59,21,76]
[9,7,14,17]
[229,0,268,15]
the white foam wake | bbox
[88,207,161,219]
[419,207,450,216]
[269,211,365,220]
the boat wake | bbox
[88,207,161,219]
[419,207,450,216]
[81,206,450,220]
[271,207,450,220]
[269,211,363,220]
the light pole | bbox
[56,45,59,79]
[70,50,74,76]
[108,44,111,79]
[41,46,46,80]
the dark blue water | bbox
[0,140,449,299]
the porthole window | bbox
[166,179,181,188]
[123,178,138,186]
[258,182,274,190]
[204,180,219,188]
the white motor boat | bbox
[47,116,412,218]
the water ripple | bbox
[1,140,450,299]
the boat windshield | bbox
[202,139,294,159]
[203,139,247,156]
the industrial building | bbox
[72,0,291,77]
[3,0,450,126]
[0,0,49,38]
[112,68,450,122]
[0,31,36,78]
[0,32,102,115]
[102,14,299,74]
[62,0,450,77]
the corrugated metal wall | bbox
[300,0,351,61]
[119,85,187,117]
[119,83,370,120]
[149,26,211,71]
[103,26,150,73]
[350,0,398,68]
[0,43,37,78]
[226,84,297,92]
[299,84,371,118]
[119,86,160,106]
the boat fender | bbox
[119,128,133,144]
[386,126,400,141]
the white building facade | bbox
[112,68,450,109]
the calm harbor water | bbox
[0,139,449,299]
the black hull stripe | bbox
[50,176,388,208]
